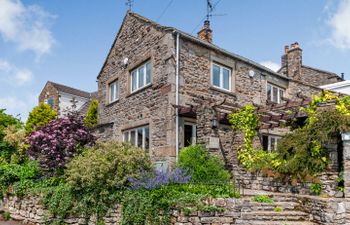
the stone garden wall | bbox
[2,193,348,225]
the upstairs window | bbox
[109,80,119,103]
[267,83,285,103]
[123,126,150,150]
[131,61,151,92]
[47,97,54,109]
[212,63,231,91]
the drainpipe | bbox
[175,31,180,163]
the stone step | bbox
[241,194,298,203]
[241,202,298,212]
[241,211,310,221]
[235,220,319,225]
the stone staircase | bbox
[235,191,319,225]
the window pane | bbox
[223,68,230,90]
[138,66,144,88]
[144,127,149,150]
[124,132,129,142]
[184,124,194,147]
[272,87,278,103]
[137,128,143,148]
[146,63,151,84]
[115,82,119,100]
[267,84,272,101]
[47,97,54,109]
[110,83,115,102]
[130,130,136,145]
[212,64,220,87]
[279,89,284,103]
[132,71,137,91]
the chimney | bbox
[341,73,345,80]
[197,20,213,43]
[281,42,302,81]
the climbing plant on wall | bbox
[229,91,350,182]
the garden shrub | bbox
[25,103,57,134]
[178,144,231,183]
[253,195,274,204]
[310,183,322,196]
[84,100,98,128]
[0,109,22,162]
[27,113,95,175]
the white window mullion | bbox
[144,66,147,86]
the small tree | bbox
[25,103,57,134]
[0,109,22,162]
[27,114,95,175]
[84,100,98,128]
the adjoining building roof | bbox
[48,81,92,99]
[97,11,289,81]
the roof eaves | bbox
[170,28,289,80]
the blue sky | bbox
[0,0,350,120]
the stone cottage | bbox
[39,81,97,117]
[96,11,343,170]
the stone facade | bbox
[97,12,338,169]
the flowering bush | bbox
[129,167,192,190]
[27,114,95,174]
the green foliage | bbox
[310,183,322,196]
[25,103,57,134]
[0,109,22,162]
[253,195,274,204]
[66,141,152,191]
[85,100,98,128]
[121,183,239,225]
[0,160,40,197]
[178,145,231,183]
[2,211,11,221]
[274,207,283,212]
[337,171,344,193]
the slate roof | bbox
[97,11,289,81]
[48,81,92,99]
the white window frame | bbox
[109,80,119,103]
[211,62,232,91]
[130,61,151,93]
[267,135,281,152]
[267,83,285,104]
[184,122,197,147]
[155,161,168,173]
[123,125,150,150]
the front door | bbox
[184,123,196,147]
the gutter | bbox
[175,31,180,163]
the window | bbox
[212,63,231,91]
[262,135,281,152]
[184,123,196,147]
[131,62,151,92]
[267,83,285,103]
[109,80,119,103]
[46,97,54,109]
[123,126,150,150]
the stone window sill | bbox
[209,86,237,98]
[105,99,120,107]
[126,84,152,98]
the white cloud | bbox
[328,0,350,49]
[0,94,37,121]
[260,61,280,72]
[0,59,33,85]
[0,0,56,56]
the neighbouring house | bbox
[320,79,350,95]
[95,11,343,171]
[39,81,97,117]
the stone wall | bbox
[3,193,347,225]
[38,82,59,112]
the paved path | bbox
[0,221,24,225]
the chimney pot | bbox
[197,20,213,43]
[284,45,289,54]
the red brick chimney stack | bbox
[197,20,213,43]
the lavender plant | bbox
[129,167,192,190]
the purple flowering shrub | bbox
[27,114,95,174]
[129,167,192,190]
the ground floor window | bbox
[262,135,281,152]
[123,126,150,150]
[155,160,168,173]
[184,122,196,147]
